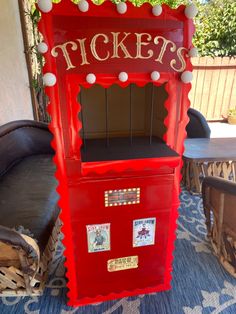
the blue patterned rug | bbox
[1,189,236,314]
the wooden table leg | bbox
[183,158,236,194]
[185,161,190,191]
[233,161,236,182]
[191,161,202,194]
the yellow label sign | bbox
[104,188,140,207]
[107,256,138,272]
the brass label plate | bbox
[107,255,138,272]
[104,188,140,207]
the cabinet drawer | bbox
[69,174,175,219]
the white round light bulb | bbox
[86,73,96,84]
[78,0,89,13]
[118,72,128,82]
[43,73,57,87]
[37,42,48,54]
[38,0,53,13]
[185,4,198,19]
[152,5,162,17]
[117,2,127,14]
[188,47,198,58]
[151,71,160,81]
[181,71,193,84]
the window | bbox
[79,83,178,163]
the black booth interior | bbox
[79,83,179,162]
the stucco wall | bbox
[0,0,33,126]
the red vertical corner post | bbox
[38,0,195,306]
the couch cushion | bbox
[0,121,54,177]
[0,155,59,253]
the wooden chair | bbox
[0,120,61,296]
[202,176,236,277]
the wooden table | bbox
[183,138,236,194]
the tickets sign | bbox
[40,2,191,75]
[51,31,188,73]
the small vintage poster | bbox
[133,218,156,247]
[86,223,110,253]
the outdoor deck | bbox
[209,122,236,138]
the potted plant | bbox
[227,108,236,125]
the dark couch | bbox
[0,120,60,295]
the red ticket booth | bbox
[38,0,195,306]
